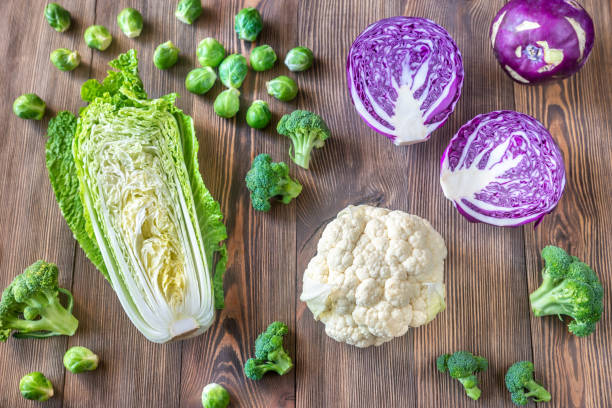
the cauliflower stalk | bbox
[300,205,447,347]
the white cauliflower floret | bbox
[300,205,447,348]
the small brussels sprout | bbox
[117,7,143,38]
[175,0,203,24]
[185,67,217,95]
[266,75,298,102]
[284,46,314,72]
[63,346,100,374]
[218,54,248,89]
[13,93,46,120]
[50,48,80,71]
[234,7,263,42]
[19,372,54,402]
[249,45,277,72]
[202,383,230,408]
[246,100,272,129]
[84,25,112,51]
[154,41,180,70]
[196,38,225,68]
[214,88,240,119]
[44,3,71,32]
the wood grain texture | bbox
[0,1,610,407]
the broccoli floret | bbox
[529,245,603,337]
[277,110,330,169]
[244,321,293,380]
[505,361,551,405]
[245,154,302,212]
[436,351,488,400]
[0,260,78,341]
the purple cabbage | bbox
[347,17,463,145]
[440,111,566,227]
[490,0,595,84]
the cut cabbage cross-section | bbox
[347,17,464,145]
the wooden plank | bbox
[62,2,183,407]
[294,1,532,407]
[0,1,94,407]
[178,1,298,406]
[515,1,612,407]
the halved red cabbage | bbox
[347,17,463,145]
[440,111,566,227]
[490,0,594,84]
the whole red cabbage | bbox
[440,111,566,227]
[347,17,463,146]
[490,0,594,84]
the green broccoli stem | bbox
[530,282,574,317]
[529,269,558,301]
[291,131,316,169]
[524,379,551,402]
[281,180,303,204]
[15,295,78,338]
[458,377,481,400]
[270,352,293,375]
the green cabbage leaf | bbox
[46,50,227,343]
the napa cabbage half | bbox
[45,50,227,343]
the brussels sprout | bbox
[154,41,180,70]
[214,88,240,119]
[44,3,71,32]
[201,383,230,408]
[266,75,298,102]
[13,93,46,120]
[84,25,112,51]
[218,54,248,89]
[117,7,143,38]
[175,0,202,24]
[246,100,272,129]
[185,67,217,95]
[19,372,54,402]
[234,7,263,42]
[50,48,80,71]
[249,45,277,72]
[284,46,314,72]
[63,346,99,374]
[196,38,225,68]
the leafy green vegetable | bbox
[50,48,80,71]
[235,7,263,41]
[84,25,112,51]
[13,93,45,120]
[176,0,203,24]
[117,7,143,38]
[245,154,302,212]
[244,321,293,380]
[201,383,230,408]
[154,41,180,69]
[250,45,277,71]
[277,110,330,169]
[19,372,54,402]
[266,75,298,101]
[186,67,217,95]
[529,245,603,337]
[197,38,226,68]
[45,50,228,342]
[213,88,240,119]
[505,361,551,405]
[218,54,247,89]
[44,3,71,32]
[63,346,99,373]
[246,100,271,129]
[0,260,78,341]
[437,351,488,400]
[284,46,314,72]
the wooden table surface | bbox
[1,0,610,407]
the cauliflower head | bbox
[300,205,447,347]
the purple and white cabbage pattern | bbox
[490,0,594,84]
[440,111,566,227]
[347,17,463,146]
